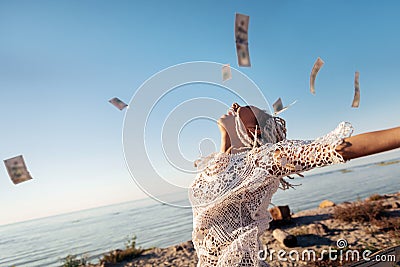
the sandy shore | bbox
[89,192,400,267]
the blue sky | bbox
[1,0,400,225]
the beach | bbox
[1,158,400,267]
[86,192,400,267]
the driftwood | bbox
[272,229,297,248]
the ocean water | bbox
[0,158,399,267]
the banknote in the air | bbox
[4,155,33,185]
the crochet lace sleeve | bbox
[253,122,354,177]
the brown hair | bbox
[250,107,287,145]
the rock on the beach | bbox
[272,229,297,248]
[306,223,328,236]
[319,200,335,208]
[383,200,400,209]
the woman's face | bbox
[217,103,262,146]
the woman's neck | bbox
[220,133,248,153]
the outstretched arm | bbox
[336,127,400,161]
[254,123,400,178]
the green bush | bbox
[62,254,87,267]
[333,201,384,223]
[100,235,144,264]
[368,194,384,201]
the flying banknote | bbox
[352,71,360,108]
[272,98,283,114]
[4,155,33,185]
[235,13,251,67]
[272,98,297,115]
[222,64,232,81]
[310,57,324,94]
[109,97,128,111]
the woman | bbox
[189,103,400,267]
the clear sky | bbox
[1,0,400,226]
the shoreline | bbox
[3,154,399,229]
[81,192,400,267]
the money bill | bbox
[235,13,251,67]
[4,155,33,185]
[236,43,251,67]
[272,98,283,114]
[352,71,360,108]
[272,98,298,115]
[222,64,232,81]
[109,97,128,111]
[235,13,249,45]
[310,57,325,94]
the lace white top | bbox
[189,122,353,267]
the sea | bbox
[0,157,399,267]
